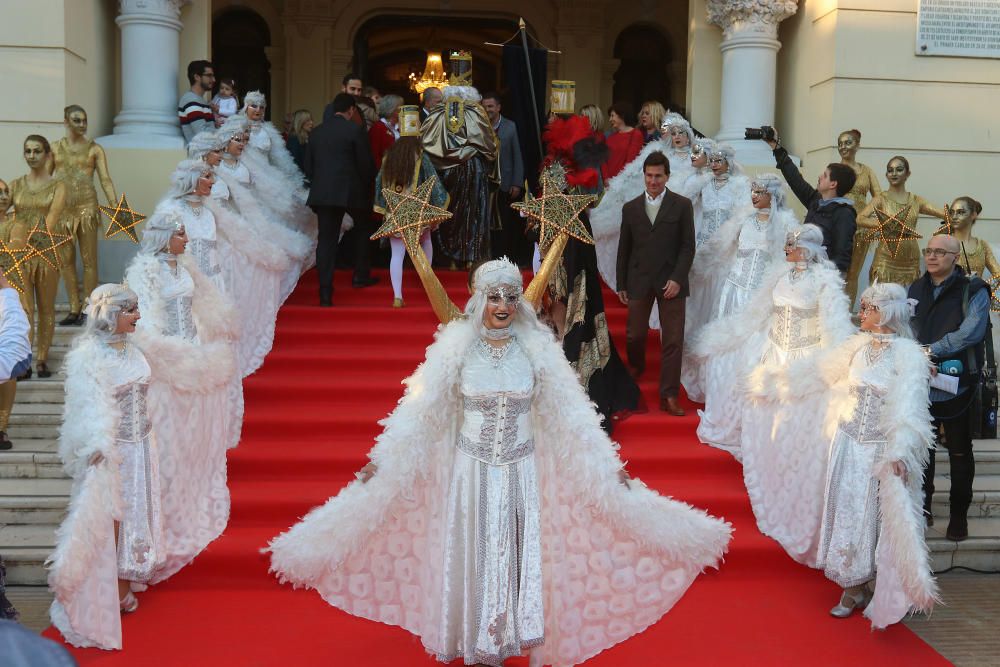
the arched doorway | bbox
[354,15,517,106]
[612,24,675,115]
[212,8,271,118]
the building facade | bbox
[1,0,997,280]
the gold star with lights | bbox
[935,204,955,236]
[0,237,33,294]
[512,169,595,254]
[100,193,145,243]
[26,215,72,270]
[371,176,452,253]
[864,204,920,259]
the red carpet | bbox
[47,268,951,666]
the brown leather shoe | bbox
[660,396,686,416]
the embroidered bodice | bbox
[727,215,775,291]
[174,201,220,279]
[458,338,536,466]
[768,269,821,352]
[248,124,271,155]
[839,340,892,443]
[698,178,747,246]
[157,260,197,341]
[219,160,252,187]
[108,343,153,444]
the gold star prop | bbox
[935,204,955,236]
[371,176,452,253]
[989,276,1000,313]
[512,170,595,255]
[100,193,145,243]
[0,237,32,294]
[26,215,72,270]
[864,204,920,259]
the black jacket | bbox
[773,146,856,273]
[304,116,373,210]
[616,190,696,299]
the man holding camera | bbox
[909,234,990,541]
[757,129,857,273]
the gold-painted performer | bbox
[10,136,67,378]
[838,130,883,302]
[856,156,947,287]
[0,180,20,444]
[51,105,117,324]
[940,196,1000,279]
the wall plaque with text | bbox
[916,0,1000,58]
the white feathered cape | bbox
[268,319,732,666]
[783,333,939,628]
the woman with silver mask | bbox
[269,258,731,667]
[690,173,796,455]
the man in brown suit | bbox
[616,151,695,416]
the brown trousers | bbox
[626,293,686,399]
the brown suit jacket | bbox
[616,189,696,299]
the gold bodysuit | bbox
[857,192,947,287]
[950,236,1000,279]
[8,176,63,364]
[844,162,883,302]
[52,137,115,311]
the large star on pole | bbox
[864,204,920,259]
[371,176,452,253]
[512,172,596,255]
[26,215,72,270]
[0,237,33,294]
[100,193,145,243]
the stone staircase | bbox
[2,324,1000,588]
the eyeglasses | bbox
[921,248,958,258]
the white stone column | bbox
[707,0,798,164]
[101,0,191,149]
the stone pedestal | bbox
[100,0,191,149]
[707,0,798,164]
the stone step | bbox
[929,517,1000,572]
[0,451,64,479]
[931,474,1000,518]
[3,547,51,585]
[11,379,65,403]
[0,493,66,525]
[0,522,56,549]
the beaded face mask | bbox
[485,285,521,307]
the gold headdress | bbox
[448,50,473,86]
[550,80,576,115]
[398,105,422,137]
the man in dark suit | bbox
[482,92,524,261]
[616,151,695,416]
[305,93,377,307]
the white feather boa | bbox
[203,196,293,273]
[125,253,238,394]
[782,333,939,626]
[268,318,732,664]
[258,122,307,189]
[690,203,795,284]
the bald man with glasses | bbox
[908,234,992,542]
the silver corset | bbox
[188,239,221,278]
[727,248,771,290]
[768,305,821,351]
[697,208,727,246]
[164,294,197,340]
[839,384,887,444]
[457,392,534,465]
[115,381,152,443]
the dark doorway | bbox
[612,24,675,114]
[212,8,271,119]
[354,15,517,107]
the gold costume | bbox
[8,177,63,365]
[52,137,116,312]
[857,193,947,286]
[421,98,498,169]
[0,380,14,431]
[843,162,883,302]
[950,236,1000,279]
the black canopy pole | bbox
[518,18,545,157]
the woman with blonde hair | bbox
[286,109,314,174]
[579,104,605,135]
[638,100,666,144]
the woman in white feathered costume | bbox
[155,159,287,377]
[239,90,317,239]
[122,212,238,585]
[589,113,695,294]
[48,285,164,649]
[267,258,731,667]
[783,282,938,627]
[194,122,313,301]
[691,174,796,456]
[700,224,854,564]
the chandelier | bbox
[408,51,448,93]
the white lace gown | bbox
[740,270,832,565]
[242,122,317,238]
[696,216,779,456]
[137,260,233,582]
[818,340,891,588]
[176,200,226,294]
[438,338,545,664]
